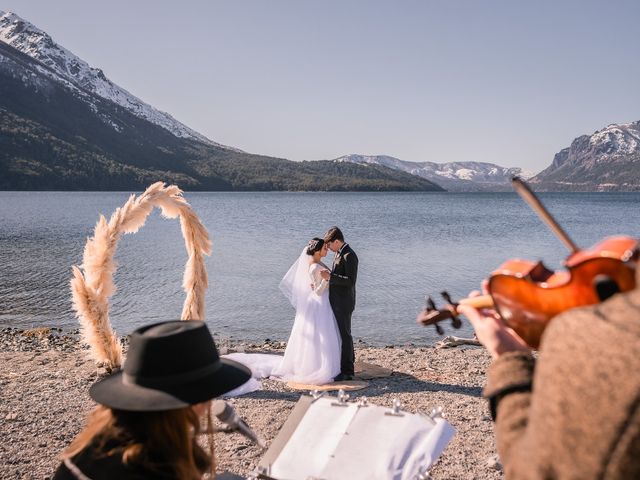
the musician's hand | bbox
[458,288,530,360]
[320,270,330,281]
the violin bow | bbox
[511,177,580,254]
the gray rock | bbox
[486,454,503,471]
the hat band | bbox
[123,361,223,389]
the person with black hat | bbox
[53,320,251,480]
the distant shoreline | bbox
[0,325,428,350]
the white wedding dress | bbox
[223,254,342,395]
[271,262,342,384]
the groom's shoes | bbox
[333,373,354,382]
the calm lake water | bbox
[1,191,638,345]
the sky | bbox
[2,1,639,173]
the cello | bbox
[417,177,638,348]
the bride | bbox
[224,238,342,393]
[273,238,342,383]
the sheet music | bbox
[268,397,456,480]
[270,400,359,479]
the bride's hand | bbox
[320,270,330,281]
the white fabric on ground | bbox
[223,260,341,396]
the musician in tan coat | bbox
[459,266,640,479]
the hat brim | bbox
[90,358,251,411]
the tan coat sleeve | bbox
[483,287,640,480]
[483,351,537,479]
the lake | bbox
[1,191,638,345]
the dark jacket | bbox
[484,275,640,479]
[53,443,176,480]
[329,244,358,313]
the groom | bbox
[321,226,358,381]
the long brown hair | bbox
[64,405,215,479]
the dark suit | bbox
[329,244,358,376]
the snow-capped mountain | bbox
[589,122,640,156]
[335,154,533,191]
[531,121,640,191]
[0,23,441,191]
[0,10,236,150]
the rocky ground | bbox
[0,328,503,479]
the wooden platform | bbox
[285,362,392,391]
[286,379,369,391]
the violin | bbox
[417,177,639,348]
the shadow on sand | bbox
[229,371,481,401]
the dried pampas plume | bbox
[70,182,212,370]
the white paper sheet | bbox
[267,397,456,480]
[270,400,359,479]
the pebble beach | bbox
[0,328,503,479]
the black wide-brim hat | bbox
[90,320,251,411]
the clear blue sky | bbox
[3,1,639,172]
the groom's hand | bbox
[320,270,330,281]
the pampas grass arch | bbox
[70,182,212,371]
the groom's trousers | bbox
[334,307,355,376]
[329,244,358,377]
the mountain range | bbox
[335,155,534,192]
[0,11,442,192]
[529,121,640,191]
[336,120,640,191]
[1,10,638,192]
